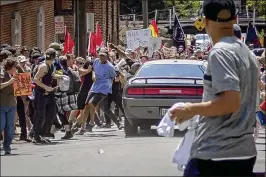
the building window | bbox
[11,12,22,46]
[37,7,45,51]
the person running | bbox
[81,48,123,133]
[170,0,258,176]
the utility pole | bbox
[74,0,78,56]
[142,0,149,28]
[77,0,87,59]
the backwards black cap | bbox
[203,0,237,22]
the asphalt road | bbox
[1,127,265,176]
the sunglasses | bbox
[77,62,84,65]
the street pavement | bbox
[1,127,265,176]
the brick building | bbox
[0,0,120,52]
[0,0,55,51]
[56,0,120,45]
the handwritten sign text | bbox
[13,72,32,96]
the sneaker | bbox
[28,132,34,140]
[103,124,112,128]
[61,131,73,140]
[86,123,95,130]
[44,133,55,139]
[19,135,32,142]
[42,138,51,143]
[32,136,46,145]
[117,123,124,130]
[76,129,86,135]
[71,127,79,134]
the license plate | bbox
[160,108,168,116]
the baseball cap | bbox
[49,42,61,51]
[45,48,56,60]
[99,48,108,56]
[203,0,237,22]
[18,55,27,63]
[233,24,242,39]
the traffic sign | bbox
[194,17,205,31]
[55,16,65,34]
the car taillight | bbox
[197,88,204,95]
[127,87,203,96]
[127,88,144,95]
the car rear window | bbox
[136,64,205,78]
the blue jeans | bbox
[0,106,16,152]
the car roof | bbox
[144,59,206,65]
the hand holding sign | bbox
[8,77,17,85]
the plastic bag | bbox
[59,75,70,92]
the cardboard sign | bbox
[148,37,162,57]
[126,29,151,50]
[13,72,32,96]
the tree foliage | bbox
[163,0,201,17]
[120,0,201,17]
[120,0,166,15]
[246,0,266,19]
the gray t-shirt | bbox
[190,36,258,160]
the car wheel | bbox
[124,118,138,137]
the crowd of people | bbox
[0,23,265,157]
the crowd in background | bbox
[0,23,265,155]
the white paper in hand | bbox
[157,111,175,137]
[172,115,200,171]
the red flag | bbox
[64,27,75,55]
[95,22,104,47]
[88,32,97,56]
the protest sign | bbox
[126,29,151,50]
[13,72,32,96]
[148,37,162,57]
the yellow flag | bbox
[149,25,158,37]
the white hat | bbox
[99,48,108,56]
[18,55,27,63]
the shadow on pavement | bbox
[0,153,34,156]
[126,129,186,138]
[92,129,117,133]
[83,134,118,138]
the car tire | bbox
[124,118,138,137]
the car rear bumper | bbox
[122,97,202,120]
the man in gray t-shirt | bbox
[170,0,258,176]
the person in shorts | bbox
[80,48,123,133]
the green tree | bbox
[246,0,266,19]
[163,0,201,18]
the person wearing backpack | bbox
[55,56,80,139]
